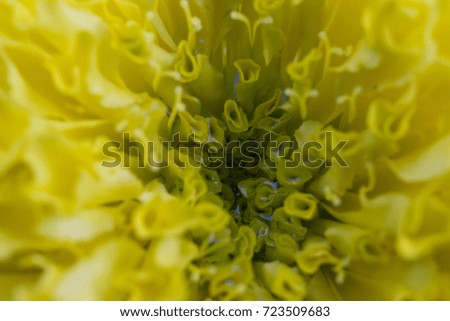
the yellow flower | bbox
[0,0,449,300]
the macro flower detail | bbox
[0,0,449,300]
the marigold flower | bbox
[0,0,449,300]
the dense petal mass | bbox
[0,0,449,300]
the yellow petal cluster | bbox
[0,0,449,300]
